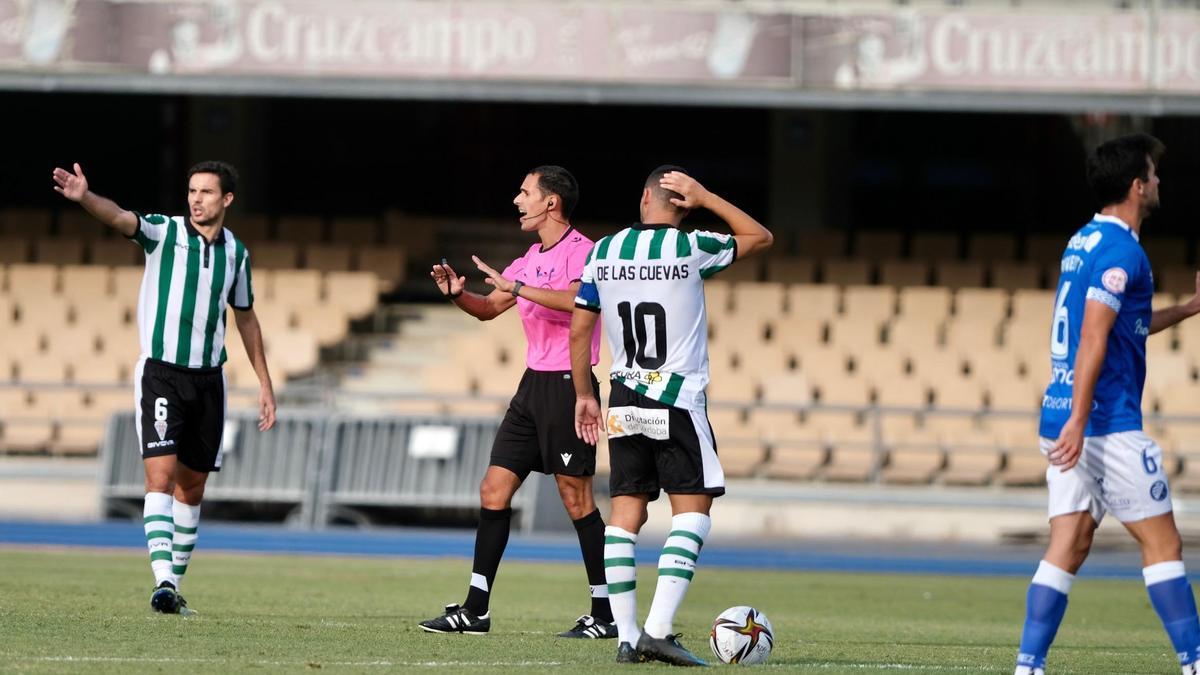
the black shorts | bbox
[136,358,226,473]
[490,369,599,480]
[606,383,725,502]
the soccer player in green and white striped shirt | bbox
[570,166,773,665]
[53,161,276,615]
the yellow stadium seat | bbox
[853,347,910,390]
[251,304,295,336]
[934,261,986,289]
[277,215,326,243]
[325,272,379,321]
[942,447,1003,486]
[954,287,1009,322]
[111,266,144,299]
[1026,233,1065,265]
[730,282,787,319]
[445,398,506,418]
[89,240,142,266]
[474,362,527,398]
[880,446,944,484]
[759,374,812,406]
[988,379,1041,413]
[794,346,850,389]
[997,449,1047,486]
[270,270,322,308]
[1161,265,1198,296]
[720,440,767,478]
[910,231,959,262]
[45,327,99,359]
[355,246,406,292]
[1145,236,1188,267]
[708,370,758,406]
[73,296,134,333]
[944,319,1000,354]
[986,416,1040,449]
[875,379,928,410]
[265,330,319,376]
[930,377,984,410]
[15,296,69,334]
[251,242,301,270]
[854,231,902,260]
[0,294,12,325]
[786,284,839,320]
[330,217,381,247]
[764,257,816,284]
[303,244,353,274]
[796,230,847,258]
[6,264,57,300]
[16,353,68,384]
[991,262,1043,291]
[823,442,877,483]
[842,285,896,323]
[909,349,966,386]
[769,315,825,349]
[888,316,942,352]
[230,214,271,243]
[878,260,929,288]
[748,409,811,443]
[1,207,51,233]
[827,316,884,355]
[57,210,104,239]
[964,347,1022,383]
[60,265,112,302]
[293,303,349,347]
[704,279,731,315]
[718,259,761,283]
[763,446,827,480]
[820,375,872,407]
[968,233,1017,261]
[822,259,871,286]
[1010,289,1055,323]
[0,237,32,264]
[736,342,794,378]
[708,408,749,442]
[34,238,85,265]
[898,287,952,321]
[70,354,125,386]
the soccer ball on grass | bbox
[709,605,774,665]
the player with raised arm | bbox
[418,166,616,639]
[1014,134,1200,675]
[570,166,773,665]
[52,161,276,615]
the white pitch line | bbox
[4,656,565,667]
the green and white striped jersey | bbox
[128,213,254,369]
[575,223,737,412]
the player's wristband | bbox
[511,280,524,297]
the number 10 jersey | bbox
[575,223,737,412]
[1039,214,1153,439]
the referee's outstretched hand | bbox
[575,396,601,445]
[431,261,465,297]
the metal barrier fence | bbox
[99,411,556,530]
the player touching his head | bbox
[570,166,773,665]
[420,166,616,639]
[52,161,276,616]
[1015,134,1200,675]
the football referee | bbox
[53,161,277,615]
[418,166,615,639]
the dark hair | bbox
[188,160,239,195]
[529,165,579,218]
[644,164,690,215]
[1086,133,1164,209]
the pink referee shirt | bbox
[502,228,601,371]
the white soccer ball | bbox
[709,605,774,665]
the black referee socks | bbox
[464,507,513,616]
[574,508,614,623]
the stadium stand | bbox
[7,219,1200,497]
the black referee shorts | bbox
[490,368,599,480]
[136,358,227,473]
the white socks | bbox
[644,512,711,639]
[143,492,174,586]
[604,526,640,644]
[171,499,200,589]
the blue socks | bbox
[1016,561,1073,671]
[1145,561,1200,667]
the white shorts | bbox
[1041,431,1173,524]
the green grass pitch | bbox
[0,548,1181,673]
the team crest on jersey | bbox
[154,421,168,441]
[1102,267,1128,294]
[606,406,669,440]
